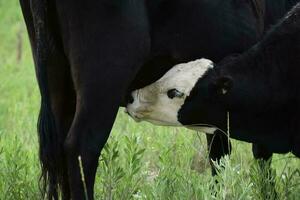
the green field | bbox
[0,1,299,199]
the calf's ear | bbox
[212,76,233,95]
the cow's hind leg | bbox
[47,51,76,199]
[65,55,148,199]
[63,5,150,199]
[20,0,76,198]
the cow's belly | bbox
[129,0,260,90]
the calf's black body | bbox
[178,3,300,158]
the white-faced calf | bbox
[127,3,300,157]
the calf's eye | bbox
[167,89,184,99]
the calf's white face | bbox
[126,58,214,126]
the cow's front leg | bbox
[252,143,273,181]
[252,143,273,163]
[252,143,276,199]
[206,130,232,176]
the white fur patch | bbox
[126,58,214,130]
[186,126,217,134]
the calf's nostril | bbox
[128,94,134,104]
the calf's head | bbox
[126,58,231,133]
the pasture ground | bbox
[0,1,299,199]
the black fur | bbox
[20,0,65,199]
[179,3,300,157]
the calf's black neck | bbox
[212,5,300,153]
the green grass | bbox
[0,1,299,199]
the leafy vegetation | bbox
[0,1,299,199]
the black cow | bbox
[19,0,298,199]
[181,3,300,157]
[128,3,300,160]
